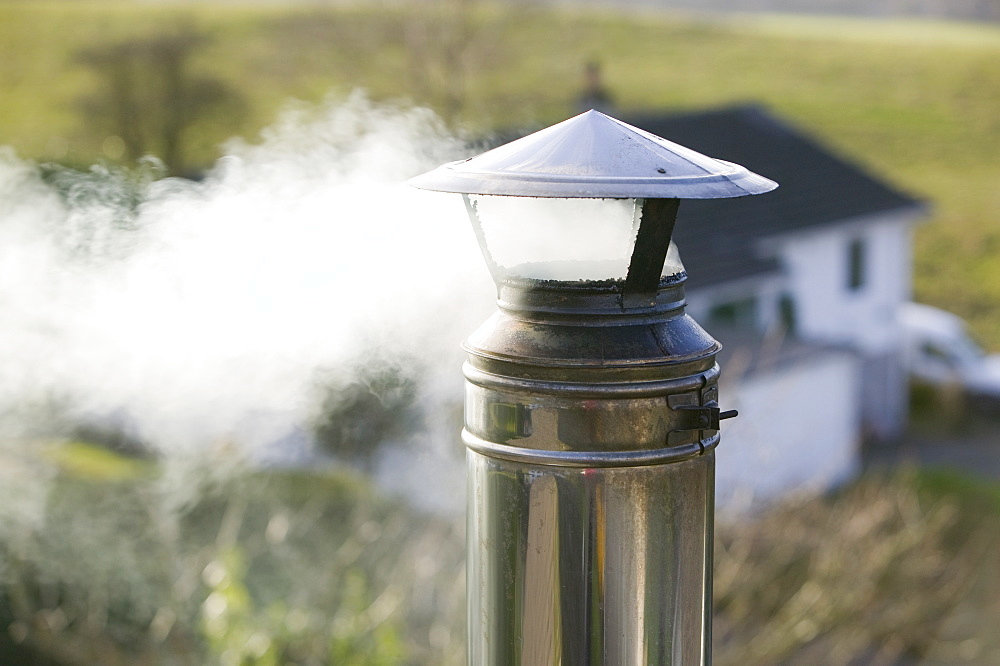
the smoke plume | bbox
[0,93,493,513]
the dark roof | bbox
[621,104,925,289]
[711,324,859,379]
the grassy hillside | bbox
[1,2,998,346]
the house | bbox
[622,105,926,506]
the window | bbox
[708,298,757,329]
[921,342,957,368]
[847,238,866,291]
[779,294,797,334]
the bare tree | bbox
[403,0,514,122]
[76,28,243,175]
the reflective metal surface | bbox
[408,110,778,199]
[467,449,715,666]
[463,277,722,666]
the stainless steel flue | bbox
[411,110,777,665]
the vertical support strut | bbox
[623,198,680,308]
[463,194,504,284]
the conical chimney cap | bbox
[410,110,777,199]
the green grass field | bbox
[1,2,999,347]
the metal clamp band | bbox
[463,362,721,399]
[463,429,719,468]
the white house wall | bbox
[687,274,785,332]
[716,347,861,512]
[777,212,915,354]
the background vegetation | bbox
[3,442,998,664]
[0,1,998,346]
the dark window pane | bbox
[708,298,757,329]
[848,238,866,291]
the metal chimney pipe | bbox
[411,111,777,665]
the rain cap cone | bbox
[410,109,778,199]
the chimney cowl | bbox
[409,109,778,199]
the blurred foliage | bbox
[41,440,153,481]
[0,440,998,664]
[312,357,424,472]
[0,445,466,664]
[75,26,244,176]
[714,469,1000,664]
[36,160,163,265]
[198,547,406,665]
[908,379,1000,433]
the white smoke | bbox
[0,93,494,512]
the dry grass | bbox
[715,469,1000,665]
